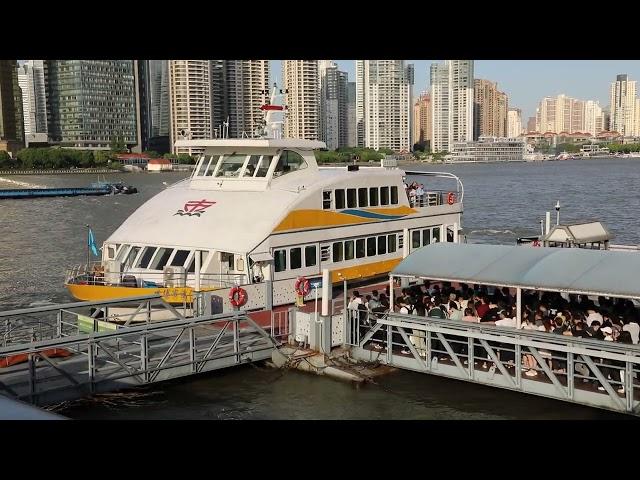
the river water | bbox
[1,158,637,419]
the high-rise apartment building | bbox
[356,60,413,152]
[610,74,638,136]
[430,60,474,153]
[526,116,536,133]
[169,60,212,156]
[507,108,522,138]
[583,100,604,137]
[535,94,585,134]
[45,60,137,149]
[0,60,24,154]
[224,60,269,138]
[346,82,357,147]
[413,92,432,147]
[17,60,48,146]
[283,60,320,140]
[319,60,348,150]
[473,79,508,139]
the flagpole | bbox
[85,224,90,270]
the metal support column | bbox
[87,342,96,393]
[140,334,149,383]
[516,288,522,329]
[190,328,197,373]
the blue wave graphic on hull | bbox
[340,209,406,220]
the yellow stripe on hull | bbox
[65,283,203,304]
[330,258,402,283]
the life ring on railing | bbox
[294,276,311,296]
[447,192,456,205]
[229,286,247,307]
[532,239,541,247]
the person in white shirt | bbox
[347,291,363,314]
[585,308,603,327]
[623,319,640,344]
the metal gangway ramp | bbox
[346,311,640,415]
[0,295,281,406]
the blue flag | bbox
[88,228,99,257]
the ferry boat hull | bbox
[65,283,204,304]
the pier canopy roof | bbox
[392,243,640,299]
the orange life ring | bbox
[447,192,456,205]
[294,277,311,296]
[229,286,248,307]
[532,240,541,247]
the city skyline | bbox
[272,60,640,120]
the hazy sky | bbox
[272,60,640,120]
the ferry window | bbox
[305,246,317,267]
[107,245,116,260]
[215,153,247,177]
[220,252,234,269]
[171,250,190,267]
[369,187,379,206]
[194,156,207,176]
[290,248,302,270]
[356,239,366,258]
[323,191,332,210]
[203,155,219,176]
[335,189,345,209]
[333,242,343,262]
[433,227,441,243]
[422,229,432,246]
[116,245,131,262]
[388,234,396,253]
[254,155,272,177]
[412,230,421,248]
[358,188,368,207]
[137,247,157,268]
[243,155,262,178]
[274,250,287,272]
[381,186,389,205]
[125,246,140,268]
[152,248,173,270]
[447,226,455,243]
[273,150,307,178]
[347,189,357,208]
[345,240,354,260]
[391,186,398,204]
[186,257,195,273]
[378,236,387,255]
[367,237,376,257]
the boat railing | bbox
[403,171,464,203]
[409,190,460,208]
[65,265,248,290]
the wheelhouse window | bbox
[432,227,441,243]
[391,186,398,204]
[412,230,421,249]
[253,155,272,177]
[422,229,432,246]
[274,250,287,272]
[124,246,140,269]
[378,236,387,255]
[356,239,365,258]
[215,153,247,177]
[335,189,345,209]
[345,240,354,260]
[106,245,117,260]
[203,155,220,176]
[273,150,307,178]
[388,234,397,253]
[347,188,357,208]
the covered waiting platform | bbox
[390,242,640,326]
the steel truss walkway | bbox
[0,296,280,406]
[346,311,640,416]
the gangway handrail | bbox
[0,295,163,318]
[403,171,464,203]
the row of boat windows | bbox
[412,226,441,248]
[273,233,404,273]
[111,244,211,273]
[323,186,399,210]
[193,150,307,179]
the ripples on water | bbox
[1,160,637,419]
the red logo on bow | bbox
[175,199,216,217]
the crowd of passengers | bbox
[402,180,427,207]
[348,281,639,389]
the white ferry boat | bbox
[65,144,464,305]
